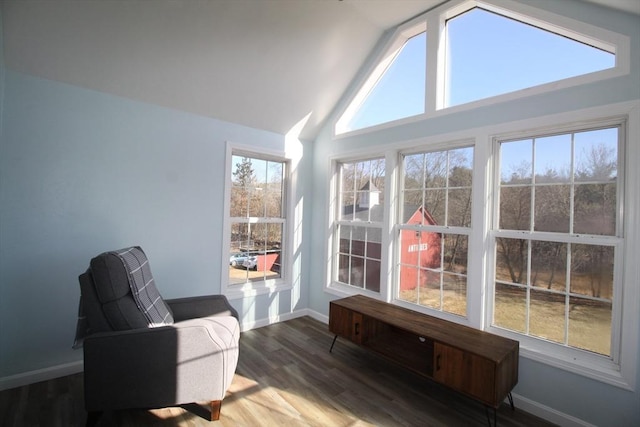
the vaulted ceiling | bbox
[2,0,639,141]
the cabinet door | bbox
[329,304,364,344]
[433,343,496,406]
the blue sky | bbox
[347,7,614,132]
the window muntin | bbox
[397,147,473,316]
[493,126,620,356]
[229,155,285,285]
[444,8,615,108]
[334,158,386,292]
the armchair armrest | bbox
[166,294,238,321]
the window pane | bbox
[343,32,426,132]
[422,270,442,309]
[424,151,448,187]
[448,188,471,227]
[570,244,614,299]
[531,241,566,292]
[569,296,611,356]
[534,134,571,183]
[443,273,466,316]
[534,184,570,233]
[340,159,385,222]
[404,153,424,189]
[574,183,616,235]
[403,190,423,216]
[248,186,265,217]
[499,186,531,230]
[574,128,618,182]
[530,289,566,344]
[350,256,365,288]
[443,234,467,274]
[446,8,614,107]
[494,283,526,333]
[501,139,532,184]
[398,266,420,304]
[495,238,528,284]
[425,189,446,225]
[230,187,248,217]
[366,259,381,292]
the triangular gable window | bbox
[335,1,622,136]
[335,23,426,134]
[444,7,615,107]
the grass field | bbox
[399,275,612,356]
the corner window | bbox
[227,153,287,290]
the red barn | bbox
[399,206,441,291]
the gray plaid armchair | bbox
[74,246,240,424]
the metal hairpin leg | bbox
[329,335,338,352]
[485,393,514,427]
[507,392,514,410]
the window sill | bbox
[488,326,634,391]
[225,280,292,300]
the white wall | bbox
[309,1,640,426]
[0,70,311,382]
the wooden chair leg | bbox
[210,400,222,421]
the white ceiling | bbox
[2,0,639,141]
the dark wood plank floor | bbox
[0,316,556,426]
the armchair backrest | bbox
[78,246,174,337]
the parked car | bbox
[230,252,252,267]
[242,256,258,271]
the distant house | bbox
[341,182,441,291]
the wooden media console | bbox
[329,295,519,421]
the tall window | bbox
[492,126,621,356]
[334,158,386,293]
[228,154,286,286]
[398,147,473,316]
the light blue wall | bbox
[310,1,640,426]
[0,70,310,377]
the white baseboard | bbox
[0,360,84,392]
[238,307,328,332]
[509,393,594,427]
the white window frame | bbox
[333,0,630,138]
[393,143,475,321]
[324,100,639,390]
[326,153,393,300]
[222,142,294,299]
